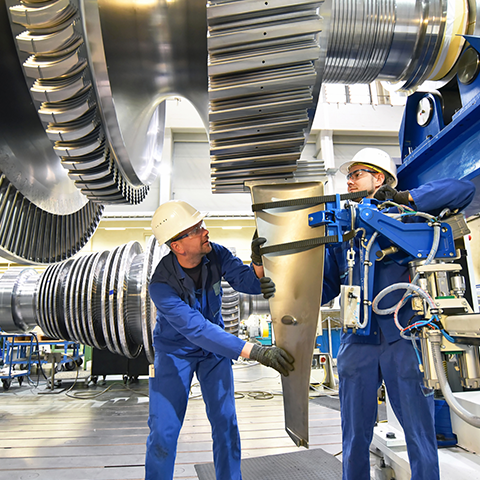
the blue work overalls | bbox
[145,242,261,480]
[322,178,475,480]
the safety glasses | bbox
[346,169,378,181]
[172,221,206,242]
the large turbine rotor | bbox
[0,0,474,263]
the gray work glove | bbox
[251,231,266,266]
[260,277,275,299]
[249,344,294,376]
[374,185,411,205]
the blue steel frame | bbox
[309,196,455,335]
[397,36,480,217]
[309,198,455,262]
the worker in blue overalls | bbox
[322,148,475,480]
[145,200,294,480]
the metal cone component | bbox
[247,179,326,447]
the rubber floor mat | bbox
[194,447,342,480]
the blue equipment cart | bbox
[0,333,34,390]
[0,333,84,390]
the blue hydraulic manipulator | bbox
[308,194,456,335]
[396,35,480,215]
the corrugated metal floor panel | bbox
[195,447,342,480]
[0,362,341,480]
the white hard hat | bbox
[339,148,398,187]
[151,200,206,245]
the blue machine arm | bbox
[309,197,455,261]
[356,205,455,261]
[309,195,456,334]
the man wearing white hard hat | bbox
[145,200,294,480]
[322,148,476,480]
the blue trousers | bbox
[145,350,242,480]
[337,336,440,480]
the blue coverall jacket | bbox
[322,178,475,480]
[145,242,261,480]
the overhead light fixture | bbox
[104,227,126,231]
[222,226,242,230]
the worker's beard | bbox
[201,240,212,255]
[348,177,377,201]
[367,185,378,198]
[351,186,376,202]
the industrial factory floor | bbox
[0,360,342,480]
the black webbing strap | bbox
[259,236,338,255]
[342,230,356,242]
[259,231,356,255]
[251,190,368,212]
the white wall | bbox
[171,141,253,215]
[104,95,406,219]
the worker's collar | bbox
[173,253,209,280]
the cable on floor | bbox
[20,353,149,400]
[309,383,339,397]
